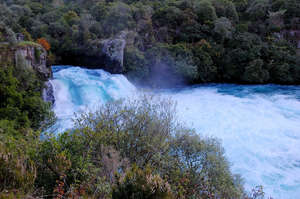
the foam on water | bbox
[50,66,300,198]
[162,86,300,198]
[50,66,136,132]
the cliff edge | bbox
[0,42,52,80]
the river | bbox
[49,65,300,198]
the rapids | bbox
[50,65,300,198]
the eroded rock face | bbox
[15,45,51,79]
[42,81,55,105]
[0,44,52,79]
[100,31,128,73]
[60,31,138,74]
[0,43,54,103]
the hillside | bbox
[0,0,299,87]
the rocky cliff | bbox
[0,42,54,104]
[0,42,52,79]
[60,31,137,74]
[100,31,128,73]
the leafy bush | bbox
[0,65,55,131]
[124,46,149,83]
[113,165,173,199]
[242,59,270,83]
[1,0,298,85]
[194,0,217,23]
[37,38,50,51]
[71,95,245,198]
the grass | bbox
[16,41,41,48]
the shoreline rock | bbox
[42,81,55,105]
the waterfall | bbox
[50,66,136,132]
[51,65,300,199]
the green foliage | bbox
[164,44,198,83]
[140,43,198,86]
[212,0,239,22]
[71,95,245,198]
[195,0,218,23]
[102,2,134,36]
[34,47,41,61]
[246,0,270,20]
[214,17,235,40]
[170,131,244,198]
[124,46,149,83]
[74,95,176,167]
[0,65,55,131]
[63,11,79,26]
[1,0,298,84]
[0,134,37,193]
[0,22,17,44]
[21,29,33,41]
[192,41,218,82]
[113,165,173,199]
[0,120,41,196]
[0,87,267,198]
[242,59,270,83]
[1,0,299,197]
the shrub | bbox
[194,0,217,23]
[169,131,245,198]
[113,165,173,199]
[34,47,41,61]
[37,38,50,51]
[0,139,36,193]
[73,95,245,198]
[21,29,33,41]
[124,46,149,83]
[242,59,270,83]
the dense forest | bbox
[0,0,299,198]
[0,0,300,86]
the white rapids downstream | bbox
[49,65,300,198]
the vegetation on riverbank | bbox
[1,0,300,86]
[0,0,297,197]
[0,63,269,198]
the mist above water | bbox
[50,66,300,198]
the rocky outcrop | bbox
[0,42,54,104]
[42,81,55,105]
[60,30,138,74]
[100,31,127,73]
[0,43,52,79]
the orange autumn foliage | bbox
[37,38,51,51]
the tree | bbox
[170,131,244,198]
[102,2,134,36]
[242,59,270,83]
[246,0,270,20]
[194,0,217,23]
[212,0,239,22]
[74,95,176,167]
[214,17,235,41]
[73,95,245,198]
[37,38,50,51]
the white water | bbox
[50,66,300,198]
[50,66,136,132]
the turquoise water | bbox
[50,66,300,198]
